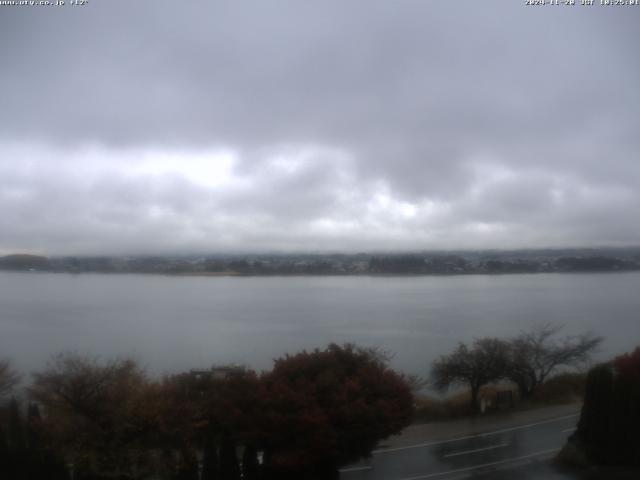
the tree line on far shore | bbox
[0,344,413,480]
[2,251,639,276]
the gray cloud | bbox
[0,0,638,254]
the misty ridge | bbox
[2,248,640,276]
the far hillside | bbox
[0,254,49,270]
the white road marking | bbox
[373,413,578,454]
[561,427,576,433]
[398,447,561,480]
[442,442,509,458]
[339,466,373,473]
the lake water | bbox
[1,271,639,377]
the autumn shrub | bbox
[260,343,413,479]
[413,394,470,421]
[530,372,586,405]
[414,385,513,422]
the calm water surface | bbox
[1,271,638,376]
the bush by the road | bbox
[565,346,640,467]
[530,372,586,405]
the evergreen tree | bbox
[0,425,10,479]
[201,435,219,480]
[573,347,640,466]
[7,398,25,453]
[176,449,199,480]
[219,434,240,480]
[26,403,42,451]
[241,445,260,480]
[4,398,26,480]
[576,363,614,462]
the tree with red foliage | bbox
[260,343,413,479]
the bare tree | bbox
[30,352,144,420]
[507,323,603,399]
[406,374,429,394]
[0,359,21,400]
[431,338,510,413]
[29,352,152,478]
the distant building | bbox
[189,364,244,381]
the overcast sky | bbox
[0,0,638,255]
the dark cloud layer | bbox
[0,0,638,254]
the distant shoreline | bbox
[2,269,639,279]
[2,249,639,277]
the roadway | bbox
[339,409,581,480]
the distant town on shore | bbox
[2,247,640,276]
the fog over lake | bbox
[1,271,638,377]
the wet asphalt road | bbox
[339,413,580,480]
